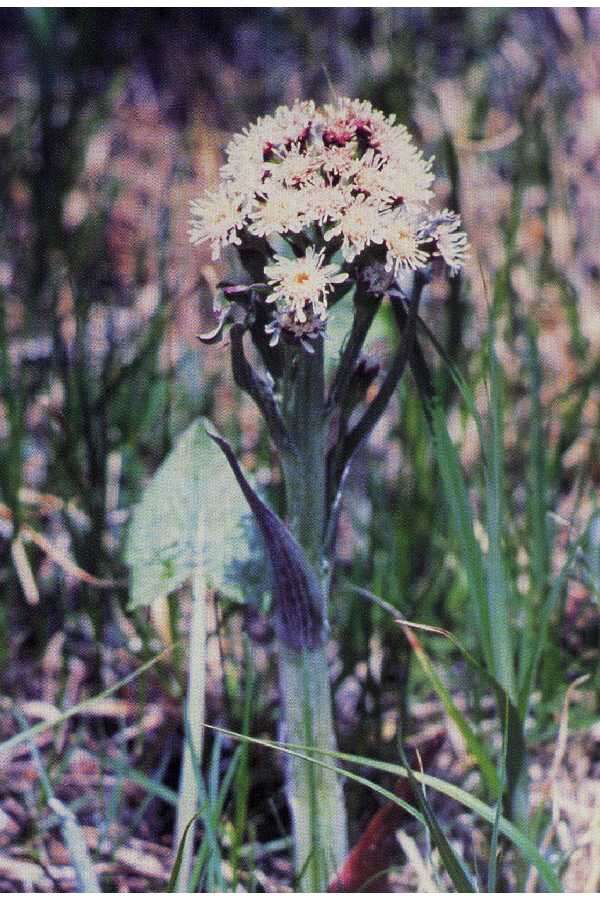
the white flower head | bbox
[384,210,429,275]
[324,194,386,262]
[189,187,247,260]
[264,247,348,323]
[220,124,270,199]
[264,143,321,189]
[351,149,388,200]
[381,143,435,205]
[221,99,320,198]
[318,144,359,182]
[322,96,396,149]
[302,181,347,226]
[190,97,467,333]
[271,99,321,146]
[248,184,307,238]
[427,210,469,275]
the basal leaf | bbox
[125,418,252,609]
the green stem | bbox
[278,645,347,889]
[281,340,327,570]
[278,338,348,889]
[175,573,207,892]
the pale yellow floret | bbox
[431,210,470,275]
[351,149,389,200]
[324,195,386,261]
[384,213,430,275]
[188,189,246,260]
[248,185,307,237]
[318,145,359,181]
[264,247,348,323]
[264,144,321,188]
[271,99,321,141]
[301,182,348,226]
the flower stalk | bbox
[278,337,347,888]
[174,573,208,892]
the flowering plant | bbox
[189,97,468,890]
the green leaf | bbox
[517,523,589,716]
[168,812,202,892]
[403,626,500,797]
[350,584,527,834]
[105,763,179,806]
[397,740,477,891]
[488,696,509,892]
[125,418,252,609]
[415,312,486,447]
[484,326,516,701]
[430,399,493,670]
[208,431,327,650]
[525,321,550,596]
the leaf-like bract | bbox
[125,418,252,609]
[208,430,327,650]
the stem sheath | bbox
[278,645,347,889]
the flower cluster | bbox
[190,97,468,344]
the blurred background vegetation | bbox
[0,7,599,892]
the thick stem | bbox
[280,339,327,571]
[278,645,347,890]
[278,338,348,889]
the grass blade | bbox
[351,584,526,825]
[525,320,550,599]
[402,625,500,797]
[397,740,477,891]
[484,326,515,700]
[0,643,180,764]
[49,798,102,893]
[202,724,562,892]
[430,399,493,671]
[488,697,509,891]
[188,738,242,891]
[108,762,177,809]
[518,523,590,716]
[12,707,101,893]
[168,813,201,893]
[518,320,551,704]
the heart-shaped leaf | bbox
[125,418,252,609]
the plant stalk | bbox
[278,644,347,890]
[174,572,207,892]
[278,338,348,889]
